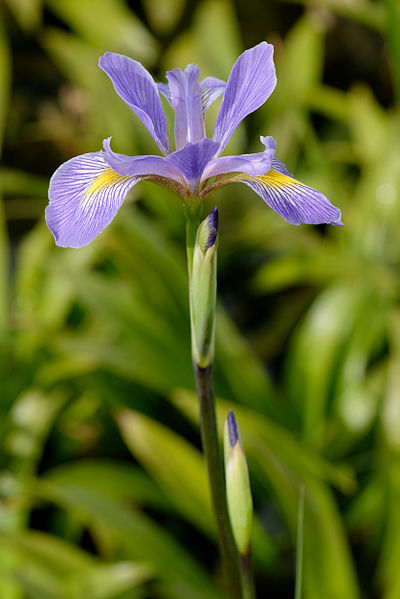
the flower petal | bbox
[102,138,187,185]
[103,137,219,196]
[213,42,277,153]
[200,76,226,113]
[158,73,225,121]
[99,52,171,155]
[166,65,205,149]
[157,82,172,105]
[202,135,275,179]
[166,138,220,194]
[46,152,139,248]
[240,168,342,226]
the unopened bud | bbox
[190,208,218,368]
[197,207,218,253]
[224,410,253,555]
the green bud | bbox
[190,208,218,368]
[224,410,253,556]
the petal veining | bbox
[200,76,226,113]
[213,42,277,153]
[202,135,276,179]
[99,52,171,155]
[46,152,139,248]
[166,64,205,149]
[157,82,172,105]
[102,137,187,186]
[166,138,220,194]
[103,137,220,196]
[240,168,342,226]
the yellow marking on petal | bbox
[85,167,131,200]
[256,169,305,189]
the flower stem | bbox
[239,553,256,599]
[194,363,243,599]
[186,210,242,599]
[295,485,305,599]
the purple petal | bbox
[157,82,172,105]
[166,138,220,194]
[213,42,277,153]
[103,137,219,196]
[240,168,343,226]
[227,410,239,447]
[102,138,186,185]
[202,135,275,179]
[46,153,139,248]
[200,76,226,113]
[99,52,171,155]
[166,65,205,149]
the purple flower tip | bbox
[204,207,218,250]
[227,410,239,447]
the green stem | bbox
[295,485,305,599]
[240,553,256,599]
[185,205,202,280]
[194,363,242,599]
[186,210,242,599]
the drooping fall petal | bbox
[46,152,139,248]
[240,166,343,226]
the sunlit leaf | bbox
[23,476,224,599]
[3,0,42,31]
[46,0,157,64]
[172,390,359,598]
[142,0,186,34]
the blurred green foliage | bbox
[1,0,400,597]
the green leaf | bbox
[116,408,214,536]
[0,546,23,599]
[0,198,9,334]
[118,406,276,568]
[3,0,42,31]
[285,284,362,443]
[0,20,10,148]
[163,0,241,77]
[278,14,325,107]
[172,390,359,598]
[22,476,224,599]
[0,530,95,574]
[0,169,48,197]
[142,0,186,34]
[67,562,153,599]
[46,0,157,64]
[45,459,172,511]
[215,307,276,415]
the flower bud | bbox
[190,208,218,368]
[224,410,253,556]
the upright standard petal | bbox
[200,76,226,113]
[99,52,171,155]
[213,42,277,153]
[46,153,139,248]
[166,65,205,149]
[239,168,342,226]
[157,82,172,105]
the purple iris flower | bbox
[46,42,342,248]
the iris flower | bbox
[46,42,342,248]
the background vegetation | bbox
[1,0,400,597]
